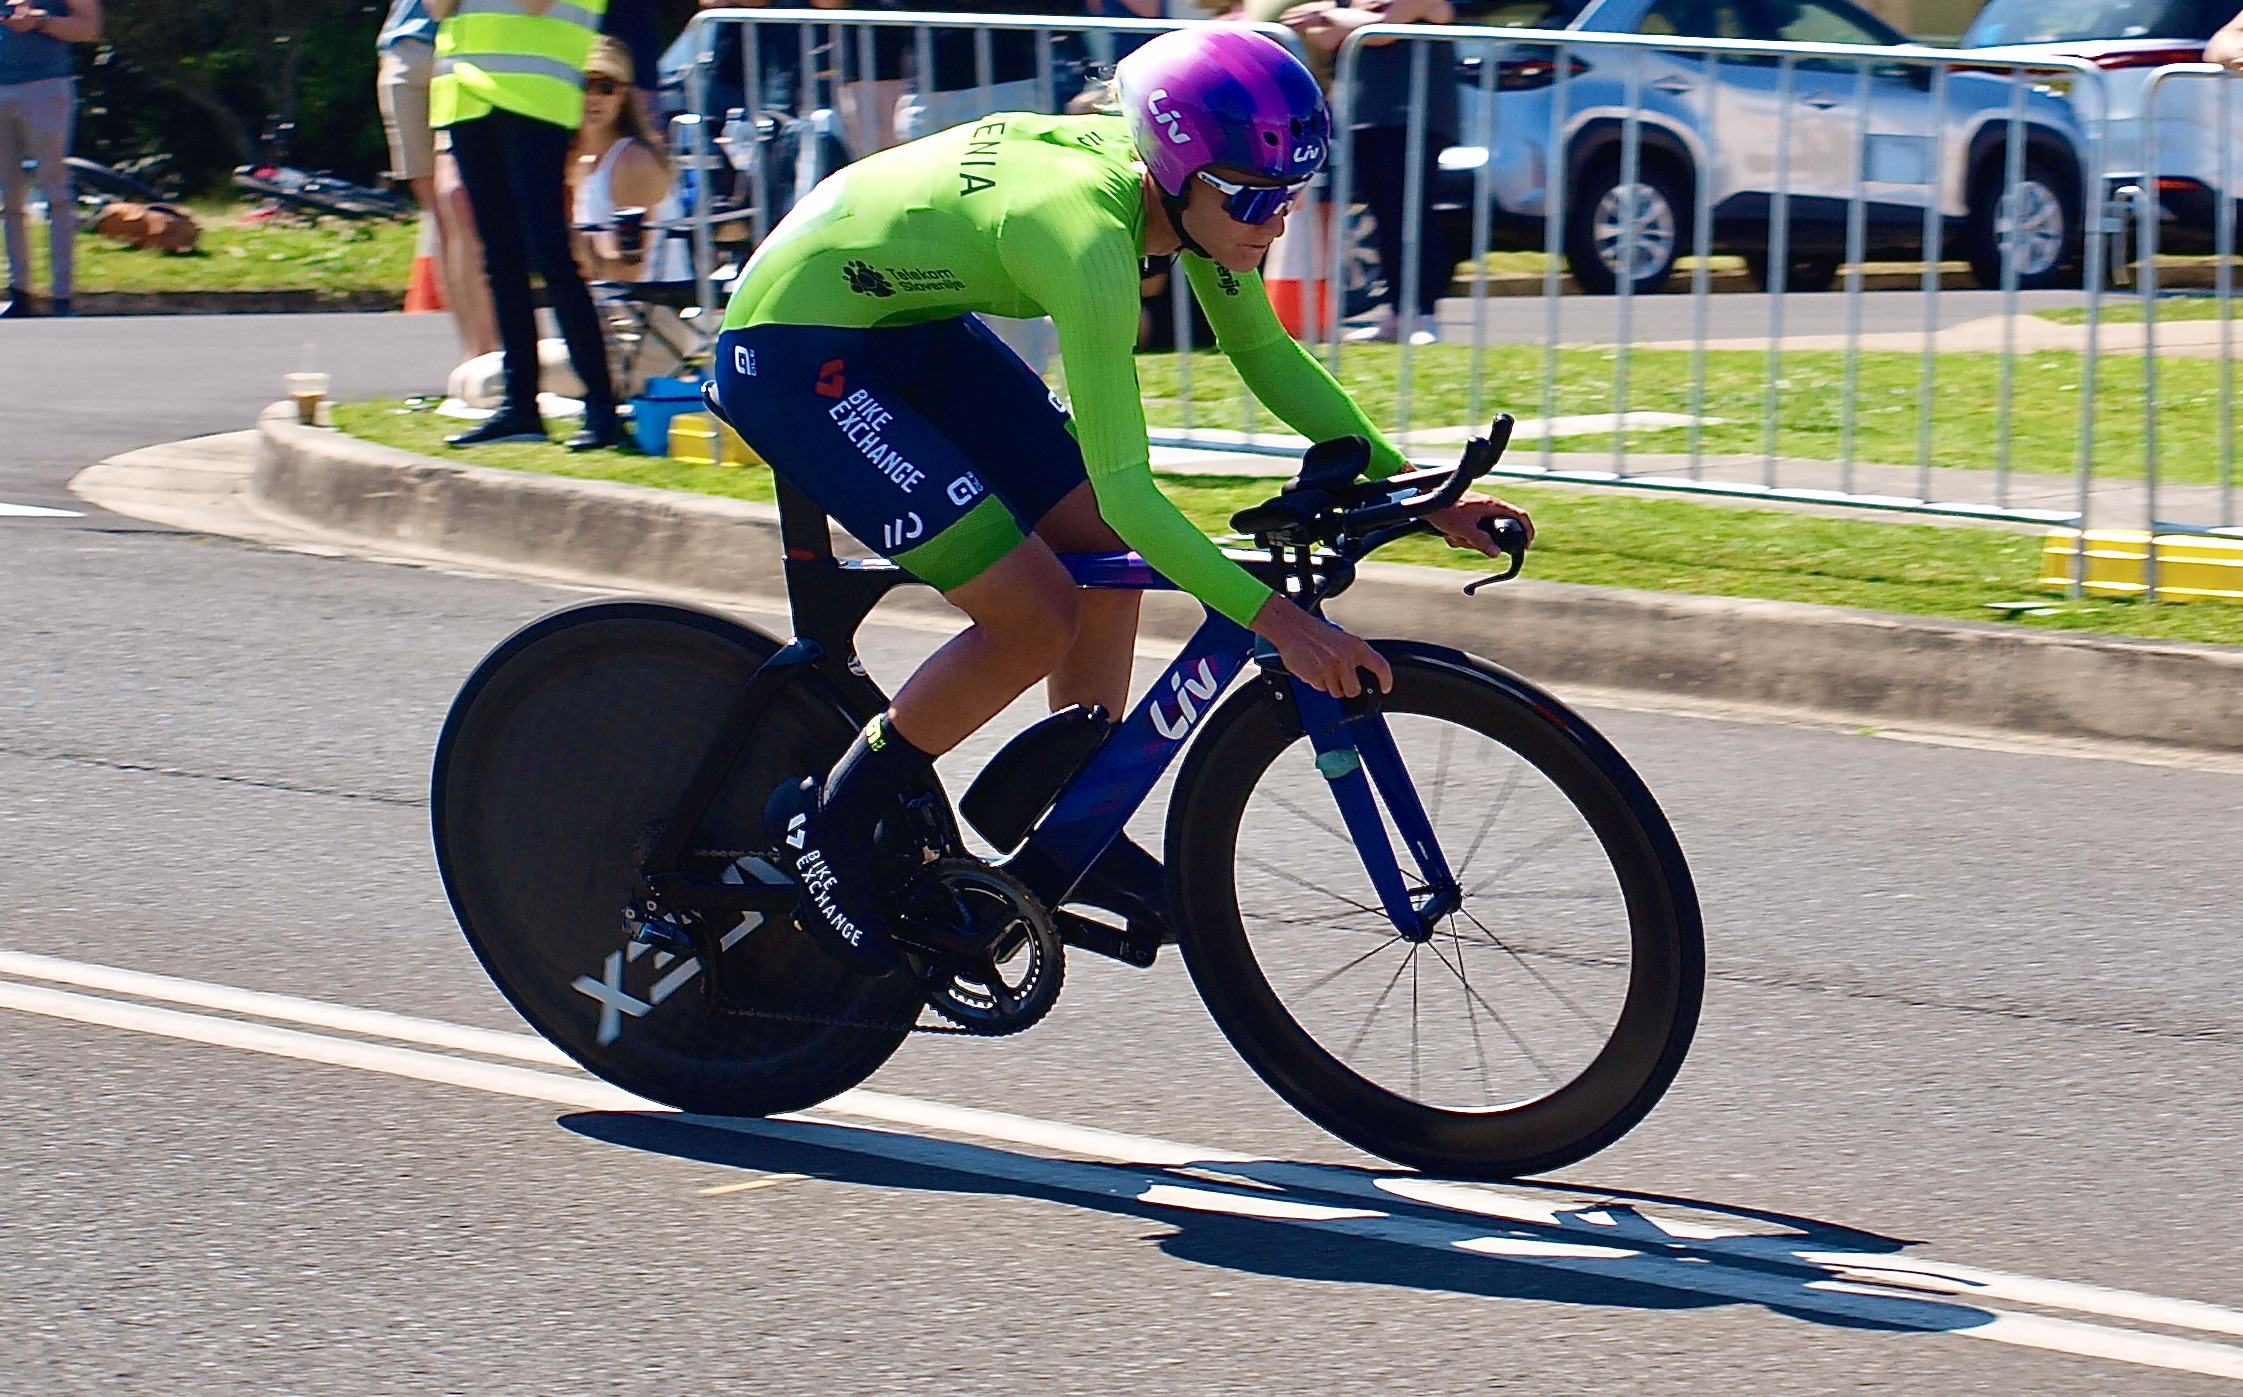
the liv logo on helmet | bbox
[1147,90,1194,145]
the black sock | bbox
[820,711,934,833]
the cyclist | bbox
[713,24,1532,972]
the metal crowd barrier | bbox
[671,10,1303,326]
[668,14,2243,601]
[1306,28,2118,554]
[2134,62,2242,598]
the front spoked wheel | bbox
[1170,646,1702,1178]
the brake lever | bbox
[1462,517,1529,595]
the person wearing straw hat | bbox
[428,0,623,451]
[570,36,687,283]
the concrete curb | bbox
[66,289,405,317]
[253,407,2243,754]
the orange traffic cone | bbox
[404,211,447,313]
[1263,192,1335,341]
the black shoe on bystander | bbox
[446,414,549,447]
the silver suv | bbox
[1428,0,2092,292]
[1959,0,2237,256]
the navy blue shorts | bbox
[713,317,1089,591]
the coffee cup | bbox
[285,371,330,425]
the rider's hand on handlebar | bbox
[1250,593,1393,698]
[1425,493,1535,554]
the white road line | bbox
[1353,1173,2243,1344]
[683,1112,2243,1384]
[0,501,83,517]
[4,958,2243,1382]
[0,979,646,1111]
[0,948,1247,1167]
[0,949,576,1067]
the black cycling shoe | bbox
[766,777,904,976]
[446,413,548,447]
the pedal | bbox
[624,907,698,956]
[1055,909,1159,968]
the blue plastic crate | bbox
[629,376,708,457]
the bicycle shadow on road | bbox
[562,1109,1991,1337]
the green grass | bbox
[22,198,415,296]
[2038,295,2243,325]
[335,399,779,501]
[1129,343,2243,483]
[337,396,2243,648]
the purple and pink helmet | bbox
[1116,26,1330,222]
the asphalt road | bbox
[4,312,2242,1394]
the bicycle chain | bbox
[682,849,993,1036]
[709,1001,984,1036]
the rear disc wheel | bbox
[432,600,924,1117]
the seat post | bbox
[775,475,836,561]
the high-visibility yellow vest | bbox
[430,0,608,131]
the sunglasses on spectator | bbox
[1195,169,1312,225]
[586,76,626,96]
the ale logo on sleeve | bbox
[814,359,847,399]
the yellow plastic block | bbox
[2040,529,2243,603]
[667,412,761,466]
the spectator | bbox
[377,0,497,363]
[1082,0,1162,71]
[1254,0,1457,344]
[571,38,687,283]
[599,0,662,127]
[885,0,1089,143]
[0,0,99,319]
[429,0,620,451]
[2211,7,2243,68]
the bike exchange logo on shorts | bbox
[827,387,927,494]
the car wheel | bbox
[1966,151,2081,291]
[1742,250,1842,293]
[1565,154,1688,296]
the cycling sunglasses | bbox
[586,76,626,96]
[1195,169,1313,225]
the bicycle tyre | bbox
[66,156,165,204]
[432,600,923,1116]
[1168,642,1702,1178]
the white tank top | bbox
[574,137,691,283]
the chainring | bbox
[899,858,1065,1037]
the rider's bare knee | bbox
[996,585,1081,674]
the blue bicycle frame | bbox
[1006,550,1454,945]
[637,466,1470,953]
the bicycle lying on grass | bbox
[432,408,1704,1177]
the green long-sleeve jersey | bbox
[721,111,1406,627]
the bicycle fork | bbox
[1290,681,1458,943]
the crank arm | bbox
[1053,909,1159,969]
[643,870,800,913]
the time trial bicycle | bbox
[431,406,1703,1178]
